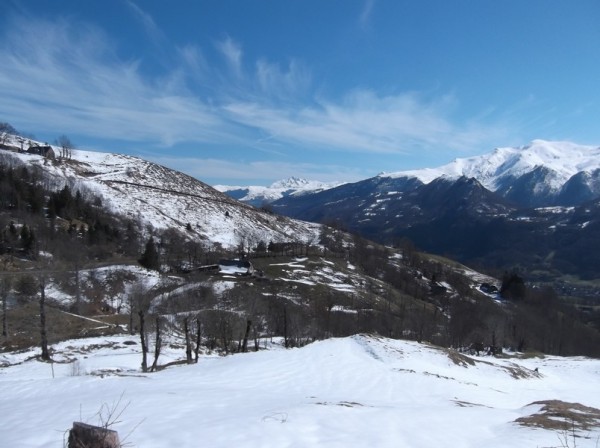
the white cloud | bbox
[146,156,365,185]
[224,90,509,154]
[0,15,231,146]
[255,58,311,99]
[215,36,243,78]
[0,12,514,170]
[126,0,165,47]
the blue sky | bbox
[1,1,599,186]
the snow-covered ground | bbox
[1,334,599,447]
[269,257,365,294]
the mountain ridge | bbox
[382,140,600,207]
[214,176,344,207]
[221,140,600,209]
[386,140,600,185]
[262,140,600,287]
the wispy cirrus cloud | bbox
[0,9,514,164]
[0,14,232,146]
[125,0,165,48]
[225,90,510,154]
[359,0,376,29]
[215,36,243,79]
[255,58,312,100]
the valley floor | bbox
[1,335,599,447]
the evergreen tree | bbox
[20,224,35,253]
[139,236,160,271]
[500,271,527,300]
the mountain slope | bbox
[1,137,321,249]
[272,175,513,239]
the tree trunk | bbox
[129,307,134,336]
[253,324,259,352]
[220,316,230,354]
[39,281,50,361]
[184,317,193,364]
[68,422,120,448]
[242,319,251,353]
[1,279,8,338]
[194,318,201,363]
[74,262,81,315]
[150,316,161,372]
[283,306,289,349]
[2,293,6,337]
[139,310,147,372]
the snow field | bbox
[1,335,599,447]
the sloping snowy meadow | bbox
[1,334,599,447]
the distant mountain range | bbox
[220,140,600,287]
[214,177,344,207]
[223,140,600,209]
[382,139,600,208]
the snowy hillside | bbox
[384,140,600,200]
[1,334,599,447]
[0,135,321,248]
[215,176,344,206]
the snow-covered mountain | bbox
[215,177,344,207]
[269,140,600,284]
[271,139,600,232]
[222,140,600,210]
[384,140,600,207]
[0,135,321,249]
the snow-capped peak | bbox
[383,140,600,192]
[269,176,311,189]
[216,177,345,205]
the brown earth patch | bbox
[446,349,476,367]
[442,348,542,379]
[516,400,600,432]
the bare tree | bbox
[241,319,252,353]
[184,316,193,364]
[139,308,148,372]
[194,317,202,362]
[0,122,18,144]
[150,316,161,372]
[129,282,153,371]
[55,134,74,160]
[283,305,289,348]
[38,274,51,361]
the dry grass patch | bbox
[441,347,542,379]
[502,363,543,380]
[516,400,600,432]
[446,349,477,367]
